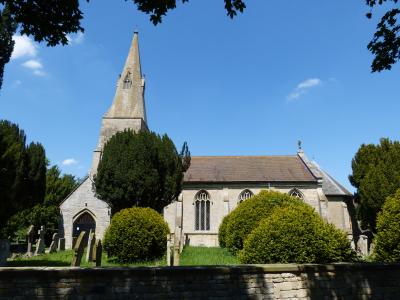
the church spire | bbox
[105,31,147,122]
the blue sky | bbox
[1,0,400,191]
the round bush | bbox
[239,204,356,264]
[224,190,303,254]
[104,207,170,263]
[374,190,400,262]
[218,214,231,248]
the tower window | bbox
[194,190,210,231]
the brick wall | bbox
[1,263,400,299]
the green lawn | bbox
[6,246,237,267]
[6,250,166,267]
[180,246,238,266]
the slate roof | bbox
[183,156,317,183]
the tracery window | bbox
[289,188,303,199]
[238,189,253,203]
[123,72,132,89]
[195,190,210,231]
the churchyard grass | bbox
[6,250,167,267]
[180,246,238,265]
[5,247,237,267]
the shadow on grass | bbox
[6,259,70,267]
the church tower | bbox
[91,31,148,175]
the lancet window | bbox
[238,189,253,203]
[195,190,210,231]
[289,188,303,199]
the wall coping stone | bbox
[1,263,400,278]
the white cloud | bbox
[62,158,78,166]
[67,32,84,45]
[287,78,322,101]
[22,59,43,70]
[11,35,38,60]
[297,78,321,89]
[21,59,47,76]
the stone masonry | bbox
[0,263,400,299]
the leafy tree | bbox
[44,165,78,206]
[349,138,400,232]
[24,142,47,208]
[0,120,46,233]
[374,189,400,262]
[94,130,189,214]
[3,164,78,241]
[366,0,400,72]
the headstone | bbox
[93,239,102,267]
[58,238,65,251]
[0,239,10,266]
[34,226,45,256]
[86,230,95,262]
[71,231,86,267]
[48,233,59,253]
[166,236,172,266]
[26,225,35,257]
[173,244,180,266]
[357,235,369,256]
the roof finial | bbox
[134,26,138,34]
[297,140,303,153]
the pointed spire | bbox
[105,31,147,122]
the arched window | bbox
[123,72,132,89]
[195,190,210,231]
[238,189,253,203]
[289,188,303,199]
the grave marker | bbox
[34,226,45,256]
[26,225,35,257]
[49,233,59,253]
[71,231,86,267]
[86,230,95,262]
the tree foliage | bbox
[0,120,46,233]
[367,0,400,72]
[349,138,400,232]
[44,165,78,206]
[94,130,189,213]
[374,189,400,262]
[239,204,356,264]
[3,164,78,241]
[223,190,303,254]
[104,207,169,263]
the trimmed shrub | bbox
[239,204,356,264]
[218,214,231,248]
[224,190,303,254]
[374,189,400,262]
[104,207,170,263]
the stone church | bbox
[60,32,359,250]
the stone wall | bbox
[1,263,400,299]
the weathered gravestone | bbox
[71,231,86,267]
[58,238,65,251]
[92,239,102,267]
[86,230,95,262]
[49,233,59,253]
[34,226,45,256]
[0,240,10,266]
[26,225,35,257]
